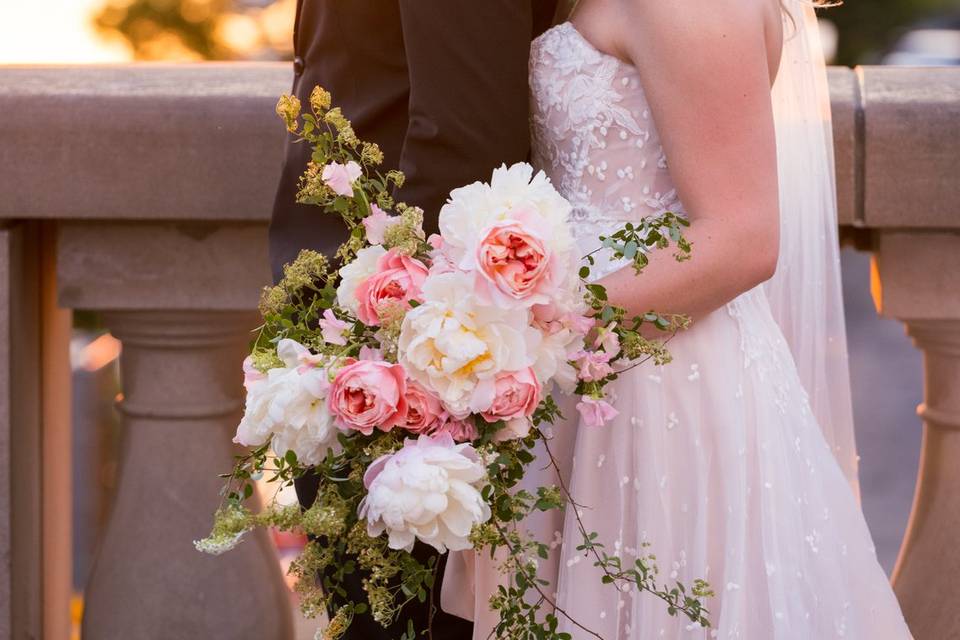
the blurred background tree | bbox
[93,0,295,61]
[93,0,960,65]
[828,0,959,64]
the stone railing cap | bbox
[0,63,957,227]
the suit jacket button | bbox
[293,56,305,76]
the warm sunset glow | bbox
[0,0,132,63]
[72,334,123,372]
[214,12,263,53]
[0,0,295,64]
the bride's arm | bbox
[596,0,781,320]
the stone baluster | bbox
[57,221,292,639]
[889,319,960,638]
[81,310,291,638]
[873,232,960,639]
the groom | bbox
[269,0,559,637]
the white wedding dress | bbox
[528,13,913,640]
[442,5,914,639]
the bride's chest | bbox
[529,24,673,194]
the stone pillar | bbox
[81,310,292,639]
[872,232,960,639]
[890,320,960,638]
[0,222,43,639]
[57,220,291,639]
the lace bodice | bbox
[530,22,683,280]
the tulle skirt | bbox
[444,287,913,639]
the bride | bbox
[443,0,914,638]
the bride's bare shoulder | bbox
[610,0,782,81]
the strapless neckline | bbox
[535,22,635,70]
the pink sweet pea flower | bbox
[328,359,408,435]
[573,349,615,382]
[358,345,384,361]
[319,309,351,346]
[362,204,398,245]
[576,396,619,428]
[593,322,621,355]
[354,248,429,326]
[427,233,444,250]
[567,312,596,336]
[427,234,457,275]
[322,160,363,197]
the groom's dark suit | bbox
[268,0,558,637]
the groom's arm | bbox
[394,0,544,232]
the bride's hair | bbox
[781,0,839,33]
[783,0,841,8]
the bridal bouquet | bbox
[197,86,711,639]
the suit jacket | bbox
[268,0,559,282]
[268,2,559,636]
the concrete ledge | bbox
[827,67,858,227]
[0,63,957,228]
[0,64,290,222]
[861,67,960,229]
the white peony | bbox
[336,245,386,315]
[397,271,540,417]
[359,432,491,552]
[439,163,573,260]
[533,327,583,395]
[233,339,341,466]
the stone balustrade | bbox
[0,63,957,639]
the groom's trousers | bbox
[270,1,558,637]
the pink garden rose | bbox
[362,204,398,245]
[476,218,553,302]
[401,381,445,434]
[322,160,362,197]
[432,416,479,443]
[319,309,351,346]
[328,359,408,435]
[354,248,429,326]
[480,367,540,423]
[576,396,619,428]
[573,349,615,382]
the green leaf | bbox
[586,284,608,302]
